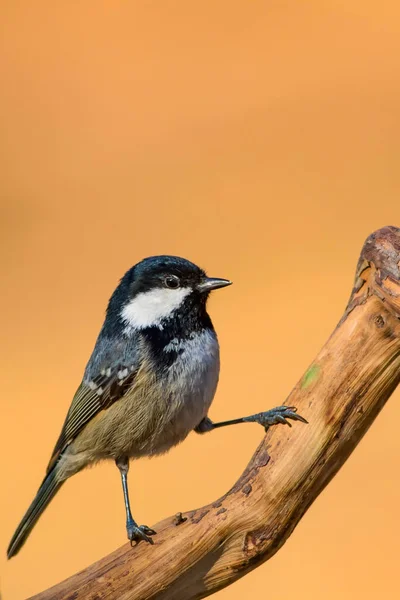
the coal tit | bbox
[7,255,306,557]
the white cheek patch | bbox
[121,287,192,330]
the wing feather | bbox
[46,340,139,473]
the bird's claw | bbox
[248,405,308,432]
[127,522,157,546]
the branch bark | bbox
[30,226,400,600]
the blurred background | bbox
[1,1,400,599]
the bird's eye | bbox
[164,275,180,289]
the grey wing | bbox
[46,334,140,472]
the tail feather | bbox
[7,467,63,559]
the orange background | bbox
[1,2,400,599]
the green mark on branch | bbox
[301,364,320,389]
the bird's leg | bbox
[195,405,308,434]
[115,456,156,545]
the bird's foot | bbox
[245,406,308,432]
[126,520,157,546]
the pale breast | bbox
[160,329,220,438]
[129,329,219,457]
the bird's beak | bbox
[197,277,232,293]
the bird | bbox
[7,255,307,558]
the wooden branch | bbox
[30,226,400,600]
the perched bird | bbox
[7,255,306,558]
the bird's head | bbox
[106,255,231,333]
